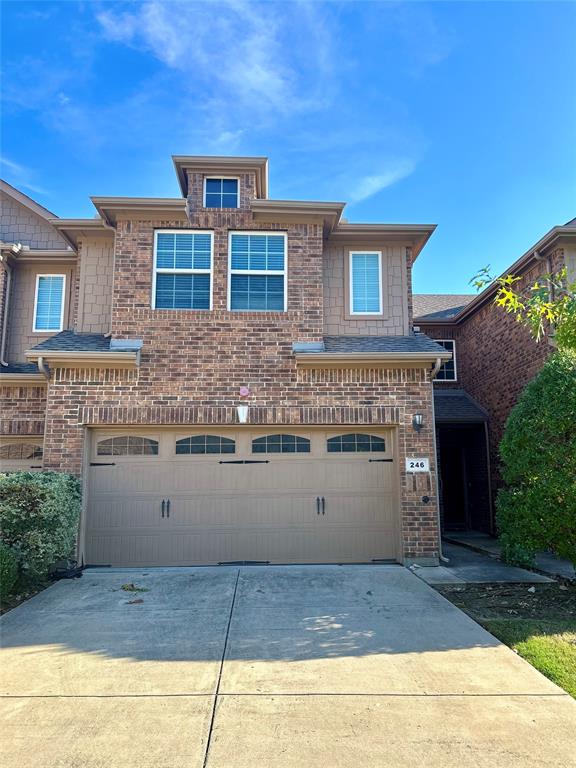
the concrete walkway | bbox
[415,542,554,585]
[1,565,574,767]
[445,531,575,581]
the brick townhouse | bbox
[1,160,573,567]
[0,160,451,568]
[414,219,576,534]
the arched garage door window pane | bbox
[0,444,43,460]
[176,435,236,455]
[97,436,159,456]
[327,434,386,453]
[252,434,310,454]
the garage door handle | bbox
[321,496,326,515]
[166,499,170,518]
[161,499,165,518]
[316,496,320,515]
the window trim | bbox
[32,273,66,333]
[435,339,457,382]
[152,229,213,311]
[203,176,240,209]
[349,250,383,316]
[227,231,288,312]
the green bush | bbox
[0,541,19,598]
[496,350,576,567]
[0,472,81,582]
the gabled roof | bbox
[434,390,488,423]
[413,294,475,322]
[418,219,576,325]
[0,179,57,220]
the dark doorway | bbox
[437,424,492,534]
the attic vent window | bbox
[204,178,239,208]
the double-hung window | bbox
[33,274,65,332]
[349,251,382,315]
[204,178,239,208]
[229,232,287,311]
[153,230,213,310]
[435,340,457,381]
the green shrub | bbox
[0,472,81,582]
[497,350,576,566]
[0,541,19,598]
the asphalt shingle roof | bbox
[434,390,488,423]
[0,362,40,375]
[294,335,449,355]
[413,294,475,322]
[28,331,142,354]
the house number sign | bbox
[405,457,430,473]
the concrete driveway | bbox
[1,565,574,767]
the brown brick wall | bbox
[0,384,46,436]
[41,363,439,562]
[424,248,565,504]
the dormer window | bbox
[204,178,239,208]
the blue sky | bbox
[1,1,575,293]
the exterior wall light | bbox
[412,413,424,432]
[237,386,251,424]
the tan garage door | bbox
[0,440,44,472]
[84,428,400,566]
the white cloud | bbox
[96,1,334,120]
[0,156,47,195]
[340,160,418,204]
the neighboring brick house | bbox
[0,156,452,568]
[414,218,576,534]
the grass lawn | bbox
[482,619,576,698]
[436,583,576,698]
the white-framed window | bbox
[204,177,239,209]
[152,230,213,310]
[435,340,457,381]
[33,274,65,332]
[349,251,383,315]
[228,231,287,311]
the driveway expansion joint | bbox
[202,567,241,768]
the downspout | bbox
[100,218,116,338]
[430,357,449,564]
[0,245,21,366]
[37,356,50,379]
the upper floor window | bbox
[204,178,239,208]
[435,340,457,381]
[33,274,65,332]
[349,251,382,315]
[229,232,286,311]
[153,230,213,310]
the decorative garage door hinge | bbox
[90,462,116,466]
[218,459,270,464]
[368,458,394,463]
